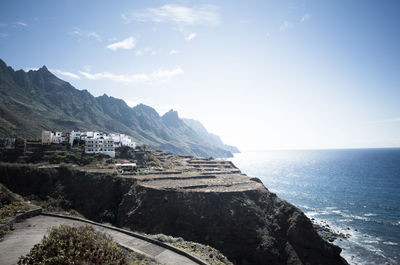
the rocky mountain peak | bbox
[38,65,50,73]
[162,109,183,128]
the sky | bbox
[1,0,400,150]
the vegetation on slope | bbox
[0,183,35,238]
[148,233,233,265]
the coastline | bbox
[230,149,400,265]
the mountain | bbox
[182,118,239,153]
[0,59,237,157]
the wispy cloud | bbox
[0,22,29,29]
[16,21,28,27]
[0,33,8,38]
[79,67,184,84]
[301,13,312,22]
[70,29,101,41]
[280,21,292,31]
[185,33,197,41]
[169,49,179,55]
[106,36,136,51]
[122,4,220,26]
[50,69,81,80]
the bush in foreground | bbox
[18,224,127,265]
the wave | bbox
[305,211,319,217]
[331,210,370,222]
[363,240,379,244]
[299,205,316,211]
[304,210,398,265]
[363,213,377,217]
[382,241,398,246]
[325,206,337,210]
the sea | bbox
[230,148,400,265]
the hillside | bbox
[0,59,237,157]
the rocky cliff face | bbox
[117,184,346,265]
[114,155,347,265]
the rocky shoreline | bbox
[311,218,351,243]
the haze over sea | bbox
[231,149,400,265]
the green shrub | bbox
[18,224,127,265]
[0,184,30,223]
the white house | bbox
[110,133,136,149]
[52,131,64,144]
[84,136,115,158]
[41,131,53,145]
[69,130,81,146]
[41,130,69,144]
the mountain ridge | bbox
[0,59,238,158]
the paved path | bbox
[0,215,199,265]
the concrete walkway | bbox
[0,215,199,265]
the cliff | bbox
[0,150,348,265]
[115,156,347,265]
[118,186,345,265]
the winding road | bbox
[0,215,202,265]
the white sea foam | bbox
[390,221,400,226]
[362,244,386,258]
[325,206,337,210]
[383,241,398,246]
[363,213,377,217]
[364,240,379,244]
[338,218,352,223]
[331,210,370,222]
[299,205,316,211]
[305,211,319,218]
[305,213,393,264]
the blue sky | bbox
[1,0,400,150]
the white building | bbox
[42,130,68,144]
[41,131,53,145]
[69,131,81,146]
[110,133,136,149]
[52,131,65,144]
[116,163,137,174]
[85,136,115,158]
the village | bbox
[41,130,136,158]
[0,129,245,180]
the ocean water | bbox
[230,149,400,265]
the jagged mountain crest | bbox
[0,58,238,157]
